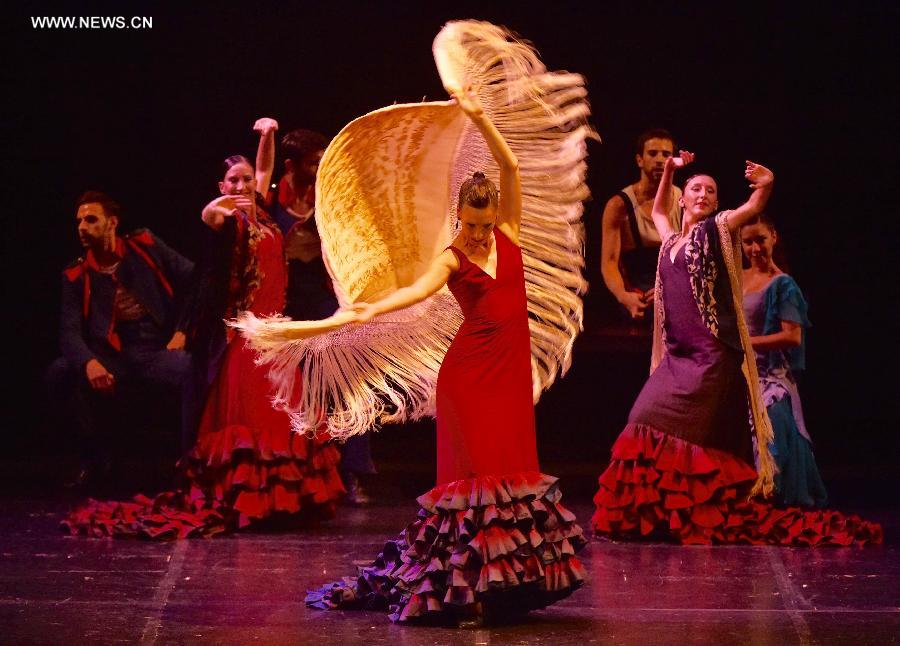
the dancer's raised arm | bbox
[651,150,694,239]
[726,162,774,232]
[350,250,460,323]
[451,88,522,244]
[253,117,279,199]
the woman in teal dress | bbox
[741,214,827,507]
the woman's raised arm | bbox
[652,150,694,239]
[253,117,279,200]
[727,162,774,232]
[451,88,522,244]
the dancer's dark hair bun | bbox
[457,171,498,210]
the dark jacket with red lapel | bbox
[60,229,194,368]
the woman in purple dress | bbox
[591,152,881,546]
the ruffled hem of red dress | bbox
[61,426,344,540]
[306,471,586,624]
[591,424,883,546]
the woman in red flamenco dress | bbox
[304,90,586,624]
[591,151,881,547]
[63,119,344,538]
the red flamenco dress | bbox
[592,226,882,547]
[63,212,344,539]
[307,229,586,623]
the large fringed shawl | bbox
[652,212,776,497]
[234,21,593,440]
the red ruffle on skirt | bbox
[307,471,586,624]
[61,429,344,540]
[182,423,344,528]
[592,424,882,546]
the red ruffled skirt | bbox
[307,472,586,623]
[181,421,344,527]
[592,424,882,546]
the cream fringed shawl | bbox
[651,212,777,497]
[233,21,594,440]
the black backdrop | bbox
[4,1,897,483]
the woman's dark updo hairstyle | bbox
[457,171,499,211]
[222,154,253,176]
[683,172,716,188]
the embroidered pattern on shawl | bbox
[232,216,261,314]
[685,223,720,337]
[233,21,594,440]
[225,212,282,342]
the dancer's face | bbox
[636,137,674,184]
[741,222,777,267]
[458,204,497,250]
[219,161,257,197]
[76,202,117,250]
[681,175,718,219]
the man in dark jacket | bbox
[46,191,195,485]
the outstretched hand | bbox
[450,85,484,117]
[231,193,256,217]
[666,150,695,171]
[213,194,256,216]
[349,302,378,324]
[253,117,279,135]
[203,194,254,223]
[745,161,774,189]
[205,195,238,218]
[202,194,256,230]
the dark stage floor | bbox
[2,489,897,645]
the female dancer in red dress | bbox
[64,119,344,538]
[591,151,881,546]
[305,90,585,624]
